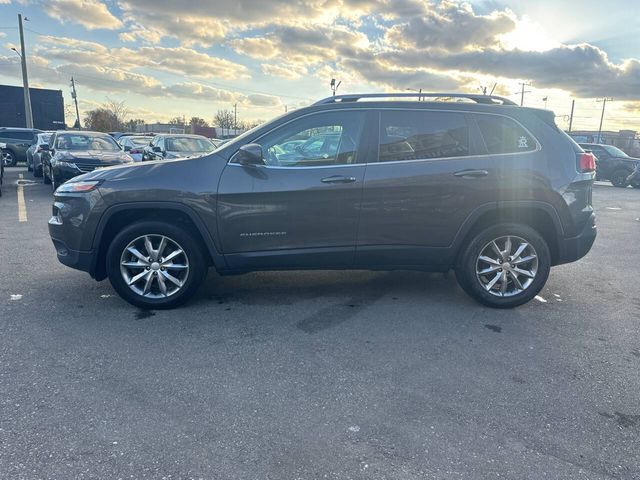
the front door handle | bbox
[453,169,489,178]
[321,175,357,184]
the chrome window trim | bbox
[228,107,542,169]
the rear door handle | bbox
[453,169,489,178]
[321,175,357,184]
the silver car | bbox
[118,136,153,162]
[27,132,52,178]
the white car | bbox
[118,136,153,162]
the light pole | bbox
[16,14,34,129]
[330,78,341,96]
[406,88,423,101]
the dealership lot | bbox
[1,167,639,478]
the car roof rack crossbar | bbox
[313,92,518,106]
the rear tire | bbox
[43,164,51,184]
[2,150,16,167]
[610,169,630,188]
[456,223,551,308]
[33,164,42,178]
[106,221,207,309]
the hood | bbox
[58,149,133,164]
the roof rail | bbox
[313,92,518,106]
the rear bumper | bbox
[555,212,597,265]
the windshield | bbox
[56,134,120,151]
[166,137,214,152]
[603,145,628,157]
[128,137,152,146]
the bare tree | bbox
[214,109,235,131]
[190,117,209,128]
[104,98,130,128]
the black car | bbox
[579,143,639,187]
[0,127,42,166]
[142,134,216,161]
[48,92,597,310]
[42,131,133,191]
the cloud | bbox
[44,0,123,30]
[36,36,249,80]
[383,1,516,51]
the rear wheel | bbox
[43,164,51,184]
[106,221,207,309]
[1,150,16,167]
[33,163,43,178]
[610,169,630,188]
[456,224,551,308]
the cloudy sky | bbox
[1,0,639,131]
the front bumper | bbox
[49,235,94,274]
[556,212,597,265]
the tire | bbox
[51,172,57,193]
[106,221,207,309]
[455,223,551,308]
[33,163,42,178]
[43,164,51,184]
[610,169,630,188]
[2,150,16,167]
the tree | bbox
[83,99,131,132]
[124,118,146,132]
[189,117,208,128]
[84,108,121,132]
[214,109,234,131]
[168,116,185,126]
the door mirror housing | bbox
[152,146,162,153]
[235,144,264,166]
[40,144,50,151]
[123,145,132,152]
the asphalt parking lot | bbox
[1,166,639,479]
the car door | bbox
[355,109,539,267]
[217,110,372,270]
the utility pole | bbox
[597,97,613,143]
[233,103,237,130]
[70,77,81,129]
[517,82,532,107]
[330,78,341,96]
[17,14,33,128]
[568,99,575,132]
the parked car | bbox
[579,143,640,187]
[142,134,216,161]
[0,127,42,166]
[48,92,597,310]
[27,132,53,177]
[118,135,152,162]
[43,131,133,191]
[0,142,4,197]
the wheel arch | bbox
[91,202,224,281]
[452,201,563,266]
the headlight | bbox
[55,180,101,193]
[56,160,78,169]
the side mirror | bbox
[152,146,162,153]
[40,144,50,151]
[235,143,264,166]
[123,145,132,151]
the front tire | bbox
[610,169,630,188]
[456,223,551,308]
[43,164,51,184]
[1,150,16,167]
[106,221,207,309]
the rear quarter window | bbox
[475,115,536,154]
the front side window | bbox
[378,110,469,162]
[257,111,365,167]
[166,137,214,152]
[476,115,536,154]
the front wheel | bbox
[106,221,207,309]
[456,224,551,308]
[43,164,51,184]
[610,169,630,188]
[1,150,16,167]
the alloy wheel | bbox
[120,234,190,299]
[475,235,538,297]
[1,151,13,166]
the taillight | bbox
[578,152,596,173]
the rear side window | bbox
[475,115,536,154]
[378,110,469,162]
[2,131,32,140]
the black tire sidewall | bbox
[456,223,551,308]
[106,221,207,309]
[610,170,630,187]
[3,150,16,167]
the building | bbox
[0,84,66,130]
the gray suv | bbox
[48,93,597,309]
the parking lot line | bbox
[17,173,27,222]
